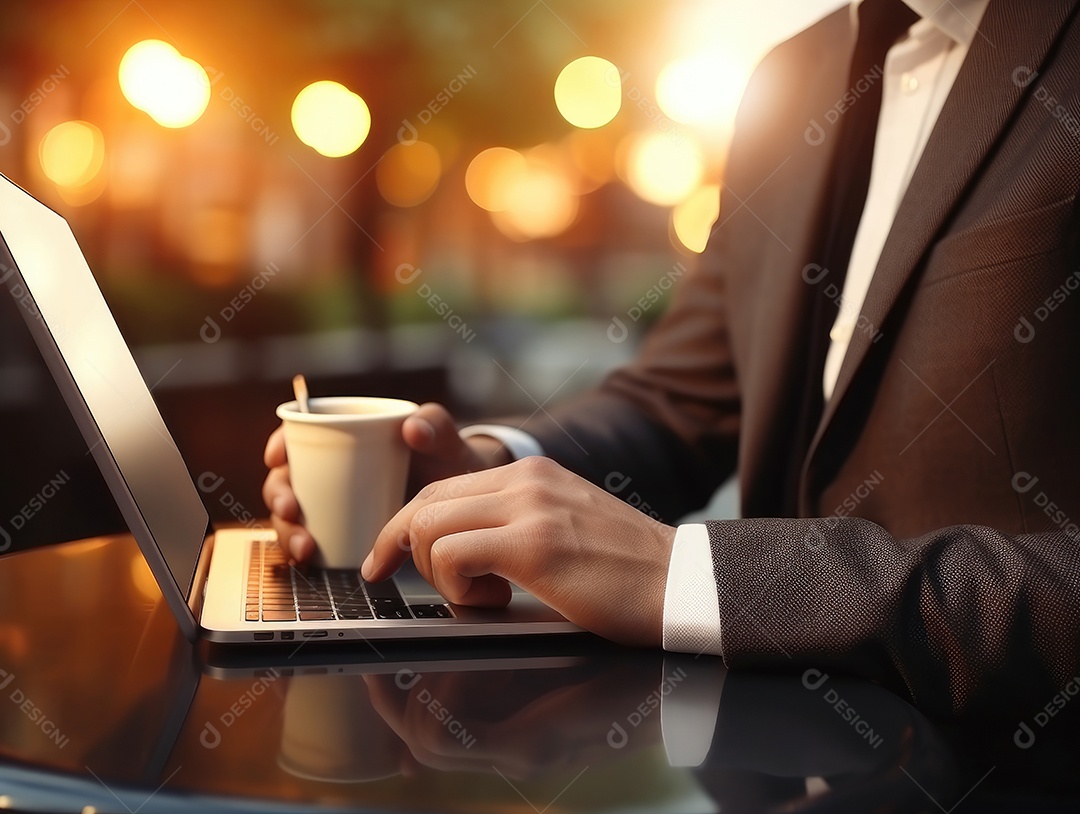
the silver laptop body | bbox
[0,172,580,644]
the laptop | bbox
[0,172,581,644]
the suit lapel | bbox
[802,0,1080,501]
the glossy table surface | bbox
[0,535,1077,813]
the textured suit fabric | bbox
[520,0,1080,717]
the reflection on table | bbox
[1,535,1078,813]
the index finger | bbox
[263,425,286,468]
[361,467,506,581]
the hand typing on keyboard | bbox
[363,455,674,648]
[263,401,676,648]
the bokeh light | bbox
[492,160,578,241]
[291,80,371,158]
[656,51,751,129]
[554,56,622,129]
[523,142,584,196]
[623,132,704,206]
[376,141,442,207]
[467,146,579,240]
[465,147,528,212]
[672,184,720,253]
[118,39,211,128]
[39,121,105,188]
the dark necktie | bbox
[788,0,918,508]
[819,0,920,284]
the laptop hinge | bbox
[187,525,216,623]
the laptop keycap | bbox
[363,579,406,600]
[246,540,434,624]
[263,610,298,622]
[336,606,375,620]
[374,605,413,620]
[410,604,453,619]
[299,608,332,617]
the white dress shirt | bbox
[466,0,992,711]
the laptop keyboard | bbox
[245,540,453,622]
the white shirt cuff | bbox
[662,523,723,656]
[458,424,544,460]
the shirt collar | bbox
[852,0,991,48]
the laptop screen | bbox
[0,175,207,604]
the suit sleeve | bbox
[706,516,1080,717]
[517,254,741,524]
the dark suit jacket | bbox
[520,1,1080,716]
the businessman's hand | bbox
[362,662,662,778]
[262,402,511,563]
[362,456,675,647]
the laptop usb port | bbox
[302,630,328,638]
[253,632,274,641]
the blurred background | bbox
[0,0,844,552]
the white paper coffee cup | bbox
[276,396,418,569]
[278,675,402,783]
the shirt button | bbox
[901,73,920,93]
[830,323,855,343]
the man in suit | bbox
[264,0,1080,715]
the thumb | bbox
[403,402,472,463]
